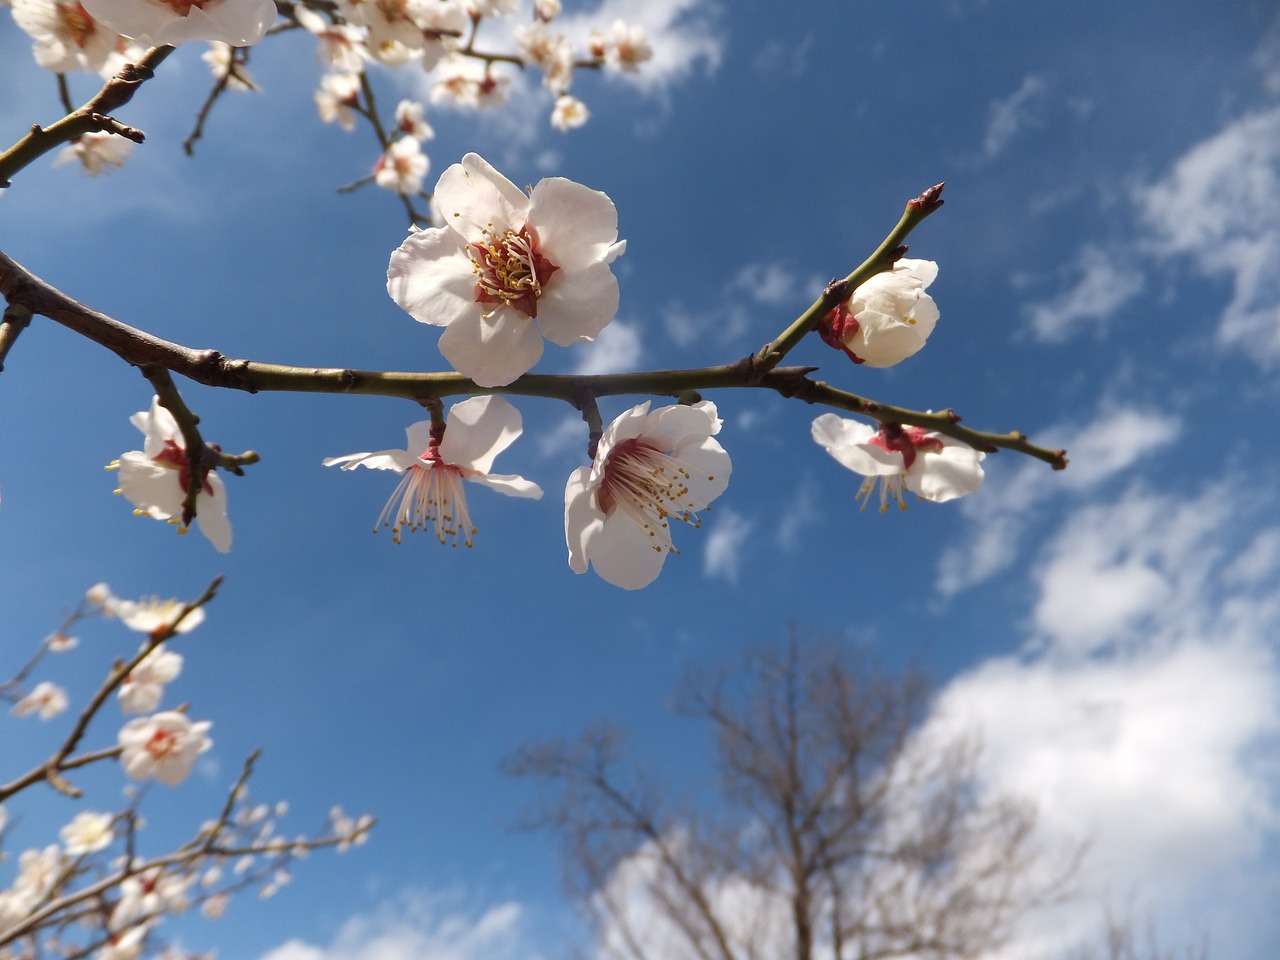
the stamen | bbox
[373,461,478,547]
[467,226,559,318]
[599,439,714,555]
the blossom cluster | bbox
[0,584,375,960]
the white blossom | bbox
[12,681,69,720]
[110,397,232,553]
[11,0,120,73]
[52,132,132,176]
[60,811,115,855]
[565,401,731,589]
[373,137,429,195]
[202,42,258,90]
[118,644,183,714]
[80,0,275,47]
[603,19,652,72]
[325,395,542,545]
[315,72,362,131]
[117,712,212,786]
[393,99,434,140]
[811,414,984,510]
[387,153,625,386]
[550,94,588,131]
[821,259,940,367]
[115,596,205,635]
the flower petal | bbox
[322,448,420,472]
[440,395,522,471]
[437,307,544,386]
[564,465,601,574]
[535,260,621,347]
[387,227,478,327]
[527,177,620,271]
[905,441,985,502]
[434,153,529,242]
[195,474,233,553]
[810,414,903,475]
[467,473,544,499]
[587,510,669,589]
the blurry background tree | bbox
[508,635,1082,960]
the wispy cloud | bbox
[260,890,529,960]
[573,319,643,375]
[1023,245,1144,342]
[702,507,753,584]
[982,74,1047,160]
[936,404,1182,596]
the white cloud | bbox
[936,404,1181,596]
[751,35,813,80]
[982,75,1047,159]
[775,480,819,552]
[702,508,753,584]
[1137,107,1280,365]
[536,414,588,460]
[573,319,643,375]
[1023,245,1144,342]
[559,0,724,93]
[259,891,528,960]
[925,484,1280,959]
[726,261,820,308]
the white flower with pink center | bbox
[11,0,120,73]
[565,401,731,590]
[603,19,652,72]
[12,681,69,720]
[550,94,588,131]
[811,413,984,511]
[117,711,212,786]
[388,153,624,386]
[324,395,543,546]
[118,644,183,714]
[110,397,232,553]
[373,136,428,194]
[53,131,132,176]
[819,259,939,368]
[80,0,275,46]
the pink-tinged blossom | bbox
[429,54,509,109]
[550,94,588,131]
[603,19,652,72]
[115,596,205,635]
[565,401,731,590]
[811,413,984,511]
[99,925,148,960]
[46,631,78,652]
[315,71,361,130]
[110,397,232,553]
[394,99,434,140]
[12,681,69,720]
[819,259,940,368]
[117,711,212,786]
[294,5,367,73]
[52,131,132,175]
[80,0,275,47]
[324,395,542,546]
[60,811,114,855]
[515,21,573,92]
[11,0,120,73]
[388,153,625,386]
[118,644,183,714]
[373,136,428,194]
[110,867,192,928]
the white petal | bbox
[642,402,718,451]
[195,474,233,553]
[467,473,544,499]
[587,510,668,590]
[810,415,903,476]
[440,395,522,471]
[434,153,529,242]
[322,449,419,472]
[564,465,601,574]
[117,454,183,518]
[387,228,478,327]
[526,177,620,271]
[905,441,985,502]
[535,261,620,347]
[671,436,732,505]
[591,402,651,467]
[437,308,544,386]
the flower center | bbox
[598,438,714,555]
[374,459,477,547]
[146,728,180,761]
[152,439,214,496]
[55,3,97,48]
[869,423,942,470]
[468,227,560,319]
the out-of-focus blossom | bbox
[550,94,588,131]
[394,99,434,140]
[294,4,367,73]
[202,41,258,90]
[109,397,232,553]
[515,21,572,92]
[115,596,205,635]
[315,71,362,131]
[603,19,652,72]
[534,0,559,20]
[99,925,148,960]
[52,132,132,175]
[324,395,542,546]
[565,401,731,589]
[819,259,939,367]
[11,0,120,73]
[201,892,229,918]
[464,0,515,16]
[15,845,64,902]
[118,644,183,714]
[97,36,148,80]
[387,153,624,386]
[45,632,78,652]
[373,136,428,194]
[12,681,69,720]
[60,811,114,855]
[111,868,192,928]
[118,711,212,786]
[429,54,509,109]
[811,414,985,510]
[86,581,118,614]
[80,0,275,47]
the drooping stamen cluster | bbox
[858,423,943,512]
[373,442,477,547]
[597,438,715,556]
[468,226,560,318]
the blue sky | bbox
[3,0,1280,957]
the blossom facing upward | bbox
[110,397,232,553]
[387,152,625,386]
[60,811,115,855]
[118,711,212,786]
[819,259,940,367]
[565,401,731,590]
[323,395,543,546]
[80,0,275,47]
[373,136,429,194]
[811,413,984,511]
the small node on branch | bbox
[1052,450,1069,471]
[822,276,848,300]
[889,244,910,263]
[909,181,946,210]
[944,408,961,424]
